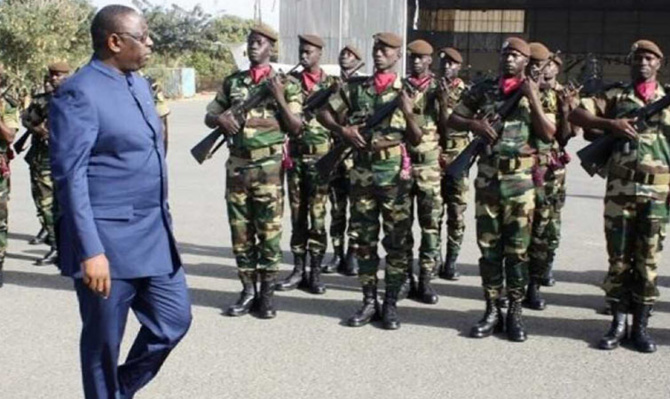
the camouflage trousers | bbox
[475,167,535,301]
[406,155,443,273]
[287,156,329,257]
[442,172,469,261]
[329,157,353,249]
[350,159,412,290]
[30,163,56,246]
[528,167,566,281]
[602,194,669,305]
[226,154,284,280]
[0,176,8,262]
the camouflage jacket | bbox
[580,83,670,200]
[296,69,336,149]
[152,81,170,119]
[206,68,302,152]
[405,75,440,155]
[0,90,20,153]
[22,93,52,165]
[440,77,468,140]
[533,86,559,154]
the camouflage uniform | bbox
[580,84,670,306]
[329,153,353,250]
[439,78,470,266]
[207,69,302,284]
[454,79,539,301]
[330,75,412,291]
[287,70,335,259]
[405,77,443,274]
[22,94,57,247]
[528,86,563,282]
[0,92,19,262]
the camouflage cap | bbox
[342,44,362,60]
[250,23,278,42]
[299,34,325,49]
[373,32,403,48]
[501,37,530,57]
[529,42,550,61]
[438,47,463,64]
[631,40,664,59]
[48,61,71,73]
[407,39,433,56]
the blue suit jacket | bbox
[49,58,181,279]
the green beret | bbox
[438,47,463,64]
[373,32,403,48]
[250,23,278,42]
[632,40,664,58]
[501,37,530,57]
[529,42,550,61]
[299,34,325,49]
[407,39,433,56]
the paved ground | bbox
[2,97,670,399]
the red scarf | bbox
[302,69,322,92]
[374,72,397,94]
[408,74,433,91]
[635,80,657,103]
[249,65,272,84]
[499,76,523,96]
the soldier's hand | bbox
[81,254,111,299]
[267,75,285,102]
[520,78,540,99]
[399,89,414,115]
[608,118,637,140]
[340,124,366,149]
[217,110,241,136]
[437,78,450,104]
[470,118,498,143]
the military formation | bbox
[202,23,670,354]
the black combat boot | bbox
[631,303,656,353]
[348,283,380,327]
[226,273,257,317]
[35,246,58,266]
[398,258,415,301]
[523,281,546,310]
[323,245,343,274]
[506,299,527,342]
[308,254,326,294]
[540,253,556,287]
[598,302,627,350]
[382,288,401,330]
[29,227,46,245]
[416,267,439,304]
[258,272,278,319]
[276,254,307,291]
[341,246,358,276]
[470,296,504,338]
[439,250,460,281]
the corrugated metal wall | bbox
[279,0,407,75]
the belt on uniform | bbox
[536,152,553,166]
[443,136,469,150]
[482,155,535,173]
[359,144,402,162]
[410,148,440,164]
[609,164,670,185]
[297,142,330,156]
[230,144,283,161]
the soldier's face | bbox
[111,14,153,71]
[339,49,358,71]
[247,33,273,65]
[409,54,432,76]
[299,43,321,69]
[500,49,528,78]
[544,61,559,81]
[373,44,400,71]
[48,71,69,90]
[528,59,543,80]
[631,51,661,82]
[441,58,461,80]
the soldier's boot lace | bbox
[439,250,460,281]
[598,302,627,350]
[323,245,343,274]
[523,281,546,311]
[347,283,380,327]
[470,297,503,338]
[29,227,47,246]
[382,288,401,330]
[417,267,439,304]
[506,299,528,342]
[308,255,326,295]
[276,254,306,291]
[258,273,277,319]
[226,277,256,317]
[342,246,358,276]
[631,303,656,353]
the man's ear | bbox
[107,34,122,54]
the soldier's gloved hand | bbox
[340,124,366,149]
[607,118,637,140]
[470,119,498,143]
[267,75,286,102]
[217,110,240,136]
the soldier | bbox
[400,39,441,304]
[448,37,556,342]
[276,34,335,294]
[21,62,71,266]
[0,64,19,287]
[569,40,668,353]
[319,32,422,330]
[435,47,469,281]
[147,75,170,152]
[323,45,363,276]
[204,24,302,318]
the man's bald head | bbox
[91,5,140,52]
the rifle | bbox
[445,52,560,178]
[577,90,670,177]
[191,63,302,164]
[14,91,52,155]
[315,79,418,182]
[0,84,19,109]
[302,62,365,118]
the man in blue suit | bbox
[48,5,192,398]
